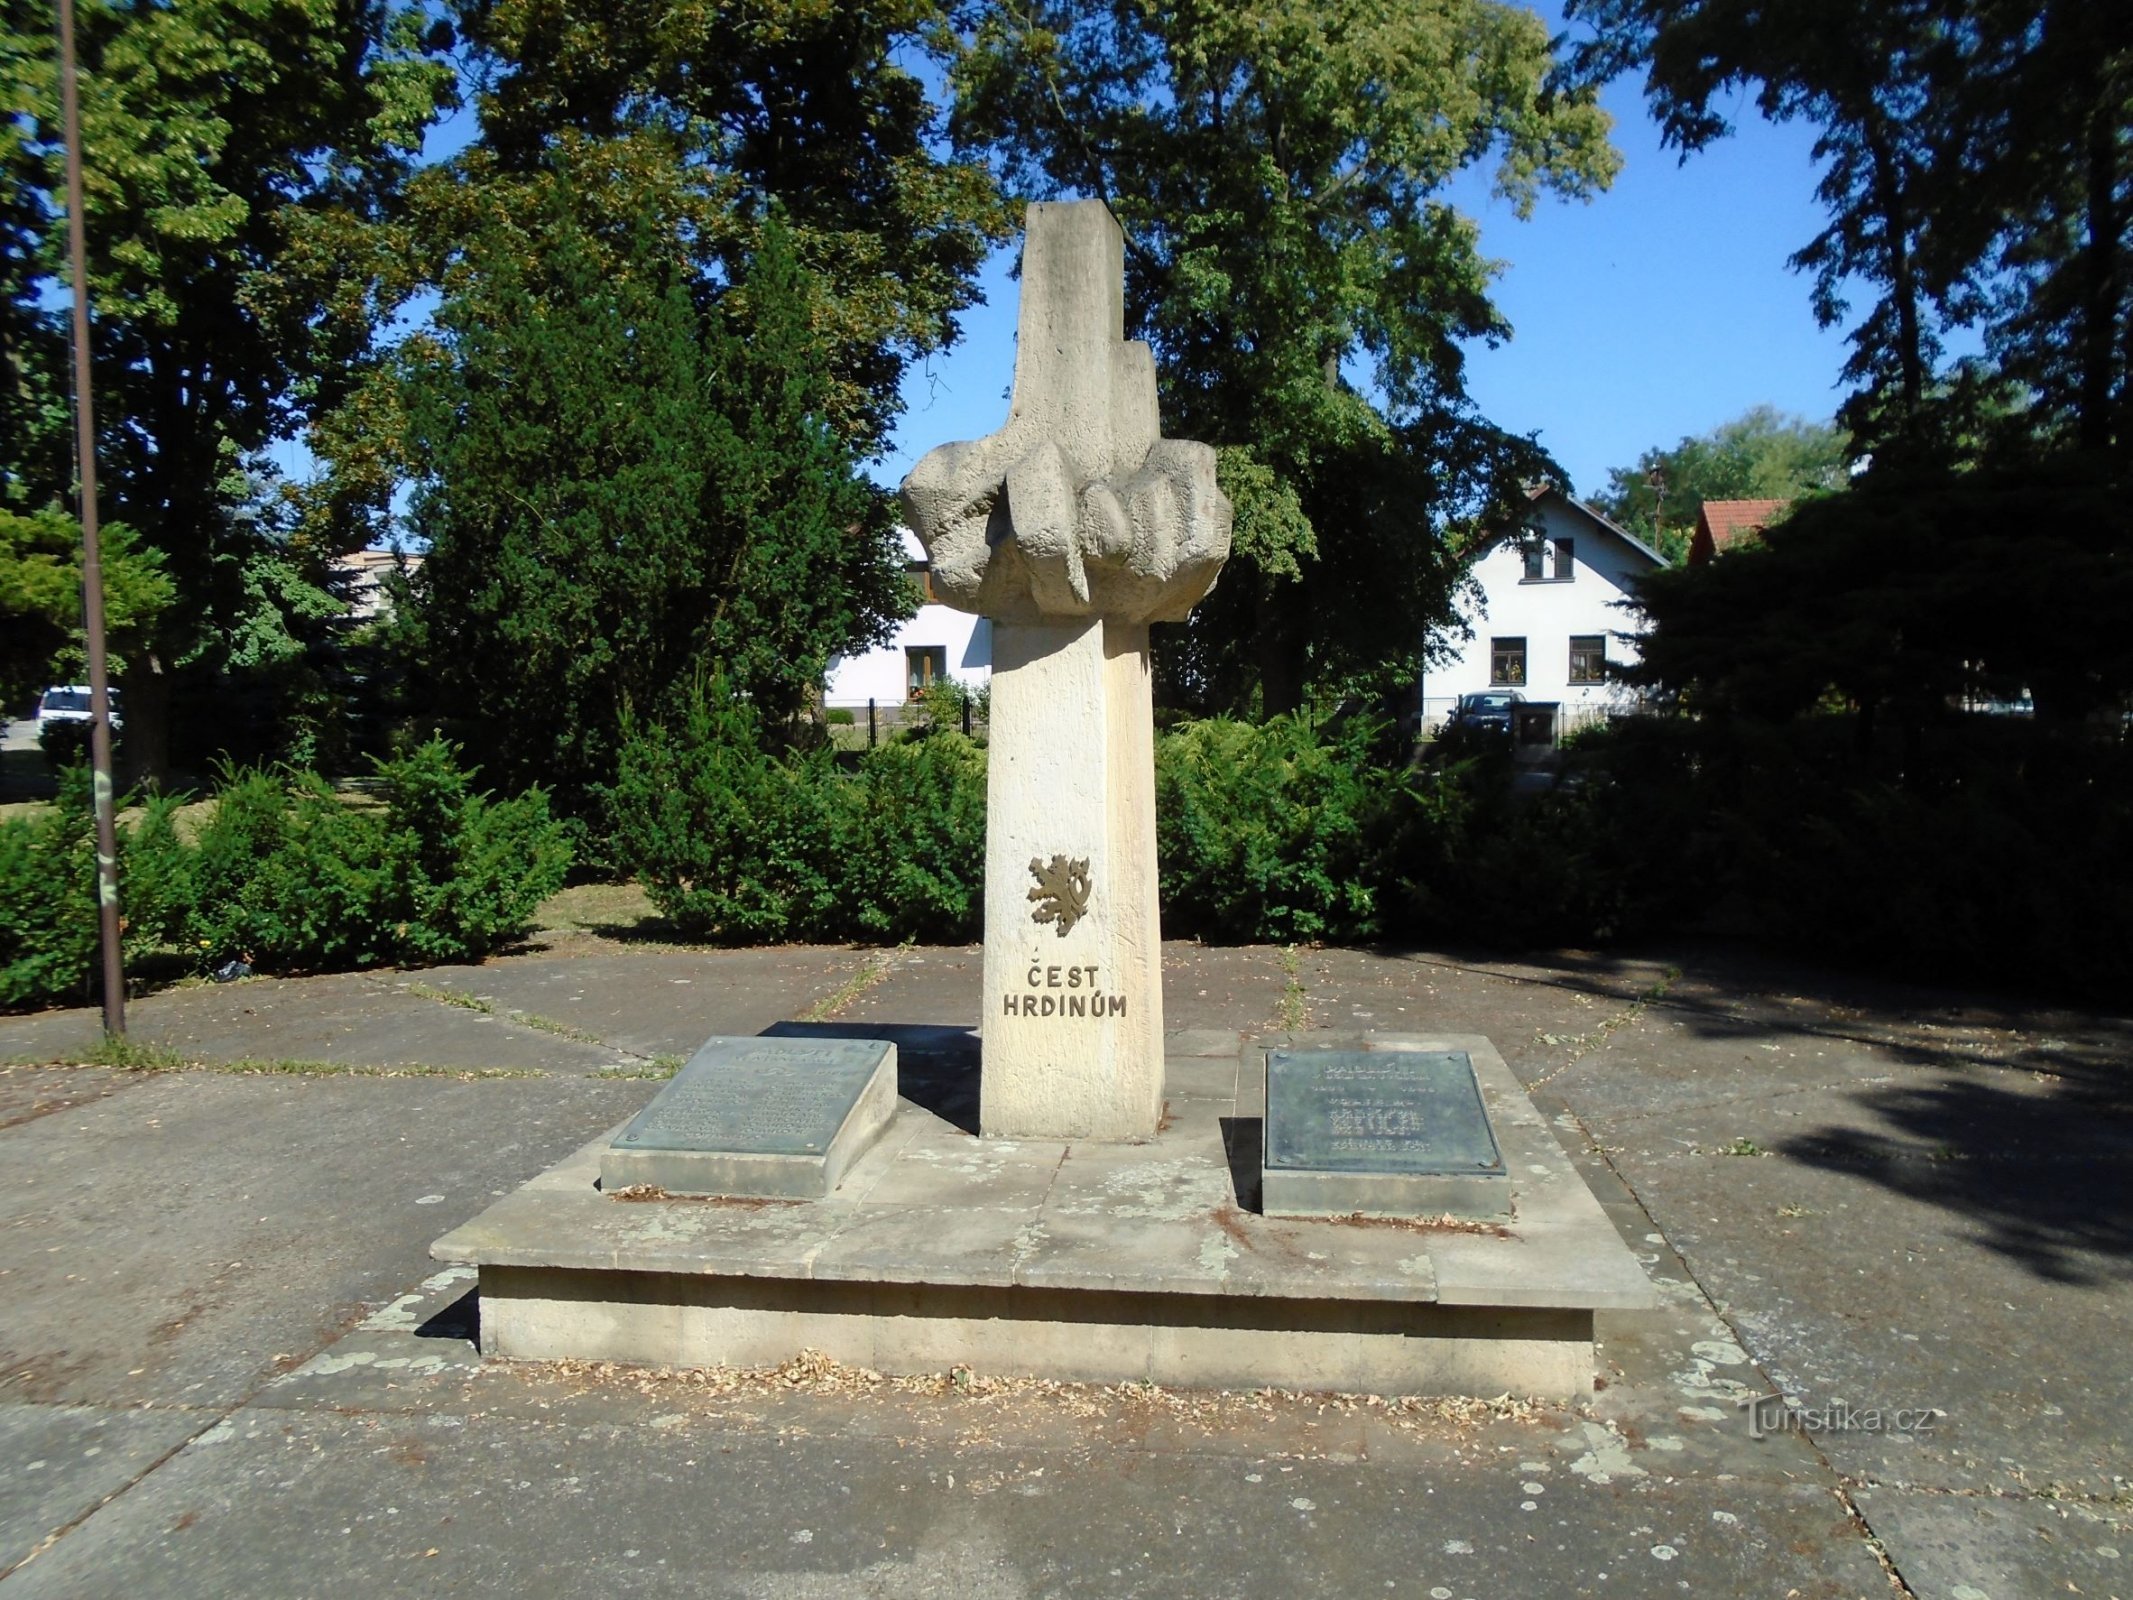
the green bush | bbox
[0,741,570,1010]
[610,681,987,944]
[835,734,987,941]
[188,740,571,971]
[1155,714,1417,942]
[1,772,207,1008]
[0,774,100,1007]
[608,685,843,942]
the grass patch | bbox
[795,949,899,1023]
[600,1053,684,1081]
[511,1010,607,1046]
[20,1034,542,1079]
[534,880,663,939]
[207,1059,543,1080]
[1273,944,1309,1031]
[1717,1137,1767,1157]
[77,1034,187,1071]
[406,981,495,1015]
[405,980,611,1048]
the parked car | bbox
[35,684,122,733]
[1446,690,1524,736]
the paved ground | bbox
[0,935,2126,1599]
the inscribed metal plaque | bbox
[1264,1049,1504,1175]
[614,1037,893,1157]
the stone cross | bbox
[901,201,1232,1139]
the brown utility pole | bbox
[58,0,126,1035]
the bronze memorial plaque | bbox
[1261,1048,1509,1219]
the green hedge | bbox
[609,684,986,943]
[1,740,571,1011]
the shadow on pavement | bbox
[1781,1072,2133,1287]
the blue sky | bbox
[875,78,1855,504]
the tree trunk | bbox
[1254,585,1305,718]
[2077,99,2121,457]
[118,651,171,791]
[1864,113,1928,438]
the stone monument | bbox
[902,201,1232,1140]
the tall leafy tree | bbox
[0,508,171,710]
[1563,0,1964,462]
[2,0,452,773]
[1562,0,2133,470]
[1953,0,2133,467]
[948,0,1620,714]
[404,201,909,810]
[307,0,1010,559]
[1593,405,1849,559]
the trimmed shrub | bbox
[0,773,100,1008]
[1155,714,1416,942]
[188,740,571,971]
[608,685,843,942]
[836,733,986,941]
[1,741,569,1010]
[2,773,207,1009]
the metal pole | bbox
[58,0,126,1035]
[867,698,876,749]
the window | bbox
[1490,637,1527,686]
[1569,635,1607,684]
[906,646,946,695]
[1520,536,1574,581]
[907,562,939,604]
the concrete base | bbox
[434,1032,1656,1400]
[479,1266,1593,1396]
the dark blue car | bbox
[1447,690,1524,735]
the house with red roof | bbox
[1688,498,1790,564]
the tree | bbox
[1593,405,1849,559]
[0,508,172,711]
[403,203,910,812]
[303,0,1009,560]
[1562,0,2133,471]
[947,0,1619,715]
[1629,463,2133,731]
[3,0,453,776]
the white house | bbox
[824,528,993,708]
[1419,487,1666,737]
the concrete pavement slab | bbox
[402,942,873,1060]
[0,1072,657,1408]
[835,945,981,1032]
[0,970,632,1074]
[0,1394,1897,1600]
[0,1010,102,1068]
[0,933,2123,1597]
[1581,1081,2132,1498]
[1849,1484,2132,1600]
[0,1402,206,1576]
[0,1065,143,1132]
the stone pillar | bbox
[901,202,1231,1140]
[980,618,1164,1137]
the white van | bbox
[34,685,123,733]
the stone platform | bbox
[431,1031,1656,1398]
